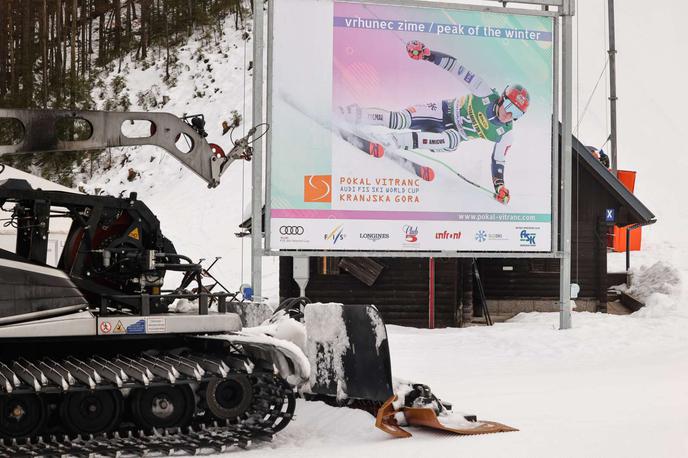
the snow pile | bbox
[229,301,275,327]
[242,310,307,353]
[625,261,681,300]
[613,261,685,318]
[169,298,197,313]
[167,297,273,325]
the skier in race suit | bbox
[340,41,530,204]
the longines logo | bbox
[360,233,389,242]
[279,226,304,236]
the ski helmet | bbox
[500,84,530,120]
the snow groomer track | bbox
[0,351,296,457]
[0,421,280,457]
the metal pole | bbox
[559,1,574,330]
[251,0,265,298]
[607,0,618,175]
[551,17,560,254]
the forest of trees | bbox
[0,0,250,185]
[0,0,249,108]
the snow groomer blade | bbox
[304,304,394,402]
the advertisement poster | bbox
[269,0,554,252]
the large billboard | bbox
[268,0,554,253]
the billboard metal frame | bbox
[254,0,575,328]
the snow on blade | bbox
[366,305,386,353]
[432,412,485,429]
[304,303,351,400]
[208,332,310,385]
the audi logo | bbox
[279,225,305,235]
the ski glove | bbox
[495,185,510,204]
[406,41,431,61]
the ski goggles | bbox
[502,99,524,120]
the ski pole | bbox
[362,4,407,46]
[406,150,499,199]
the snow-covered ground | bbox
[23,1,683,456]
[239,308,688,458]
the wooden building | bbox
[278,135,656,328]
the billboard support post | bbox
[559,0,574,330]
[607,0,618,175]
[251,0,265,298]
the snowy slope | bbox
[58,2,688,457]
[79,15,279,299]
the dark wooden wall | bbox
[280,257,464,328]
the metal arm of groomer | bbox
[0,109,259,188]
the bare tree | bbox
[42,0,49,107]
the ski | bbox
[279,92,435,182]
[337,128,436,182]
[337,128,386,158]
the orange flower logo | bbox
[304,175,332,202]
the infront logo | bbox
[435,231,461,240]
[304,175,332,202]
